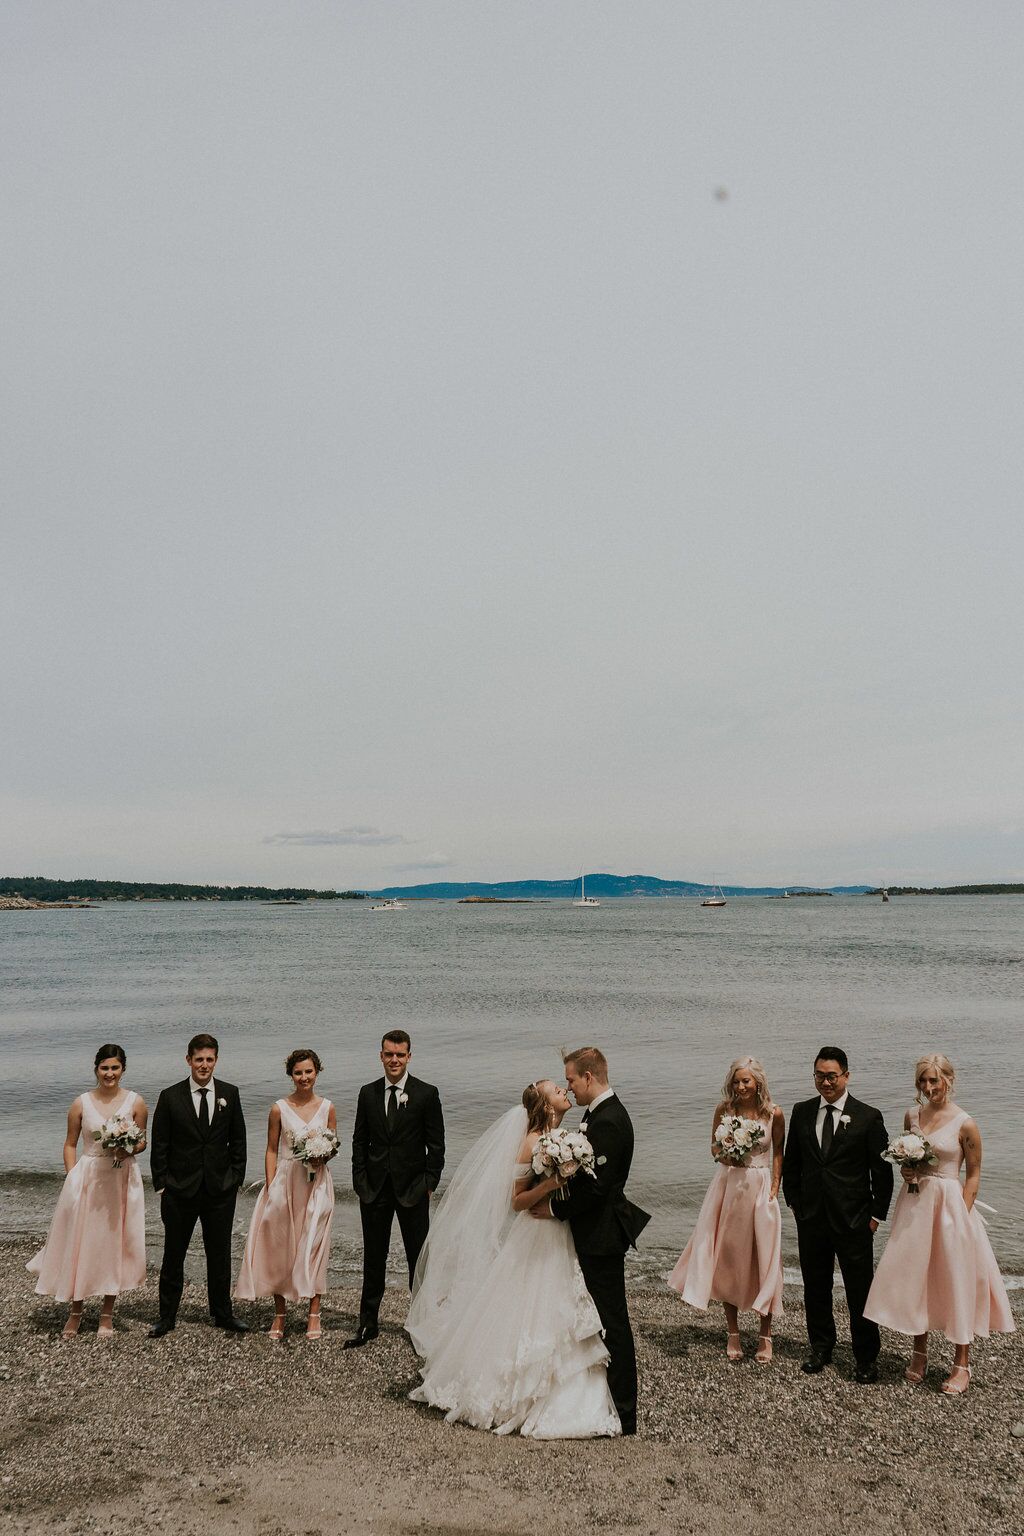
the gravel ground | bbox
[2,1236,1021,1535]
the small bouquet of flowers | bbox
[713,1115,767,1166]
[93,1115,145,1169]
[882,1132,937,1193]
[289,1126,341,1183]
[532,1127,598,1186]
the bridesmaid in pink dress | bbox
[235,1049,338,1339]
[28,1044,148,1337]
[865,1053,1014,1394]
[668,1057,785,1362]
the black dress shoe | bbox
[212,1316,250,1334]
[800,1351,833,1375]
[148,1320,175,1338]
[854,1362,879,1384]
[343,1324,379,1350]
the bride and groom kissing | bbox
[402,1045,650,1439]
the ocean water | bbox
[2,895,1021,1284]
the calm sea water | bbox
[2,896,1021,1283]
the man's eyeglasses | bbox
[814,1070,846,1084]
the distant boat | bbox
[572,872,600,908]
[881,888,890,903]
[701,883,727,908]
[371,898,407,911]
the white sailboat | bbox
[573,872,600,908]
[701,882,727,908]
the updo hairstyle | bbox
[915,1053,956,1102]
[94,1043,127,1072]
[285,1049,323,1077]
[522,1082,551,1134]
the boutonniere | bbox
[217,1097,228,1110]
[839,1114,851,1127]
[396,1091,409,1108]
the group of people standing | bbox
[29,1031,1014,1441]
[669,1045,1014,1395]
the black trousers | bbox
[796,1214,880,1365]
[357,1181,430,1326]
[578,1252,637,1434]
[158,1185,237,1325]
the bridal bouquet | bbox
[289,1126,340,1183]
[713,1115,767,1166]
[93,1115,144,1169]
[882,1132,937,1193]
[532,1128,597,1184]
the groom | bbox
[782,1044,893,1382]
[149,1032,248,1336]
[347,1031,445,1348]
[533,1046,650,1435]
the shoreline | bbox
[3,1234,1021,1534]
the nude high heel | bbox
[726,1331,743,1362]
[754,1337,773,1364]
[904,1349,927,1385]
[940,1364,971,1395]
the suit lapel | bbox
[804,1097,825,1162]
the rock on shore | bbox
[2,1236,1020,1535]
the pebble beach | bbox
[3,1236,1021,1536]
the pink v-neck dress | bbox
[28,1091,147,1301]
[235,1098,335,1301]
[667,1112,783,1317]
[865,1107,1014,1346]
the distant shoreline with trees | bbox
[0,877,364,903]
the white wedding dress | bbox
[407,1108,620,1439]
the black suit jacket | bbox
[552,1094,650,1257]
[782,1092,893,1232]
[150,1078,247,1199]
[351,1075,445,1208]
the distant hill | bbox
[365,873,874,900]
[0,876,361,902]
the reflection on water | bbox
[3,895,1022,1276]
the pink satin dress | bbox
[667,1112,784,1317]
[27,1091,147,1301]
[865,1107,1014,1346]
[235,1097,335,1302]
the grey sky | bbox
[3,2,1023,890]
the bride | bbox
[406,1080,621,1439]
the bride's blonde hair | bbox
[722,1057,772,1116]
[914,1053,956,1103]
[522,1081,553,1134]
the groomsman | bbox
[347,1031,445,1348]
[149,1033,248,1336]
[782,1044,893,1382]
[534,1046,650,1435]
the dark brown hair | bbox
[381,1031,411,1051]
[187,1033,219,1057]
[522,1082,551,1134]
[285,1048,323,1077]
[94,1043,127,1072]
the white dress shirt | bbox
[190,1076,217,1119]
[581,1087,615,1127]
[815,1089,849,1146]
[383,1071,409,1110]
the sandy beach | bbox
[3,1236,1021,1536]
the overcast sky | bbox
[3,2,1023,890]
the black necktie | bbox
[821,1103,835,1155]
[386,1084,398,1128]
[198,1087,210,1130]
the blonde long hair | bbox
[914,1053,956,1104]
[722,1056,773,1117]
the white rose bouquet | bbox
[531,1127,597,1185]
[882,1132,937,1193]
[713,1114,767,1166]
[93,1115,145,1169]
[289,1126,340,1183]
